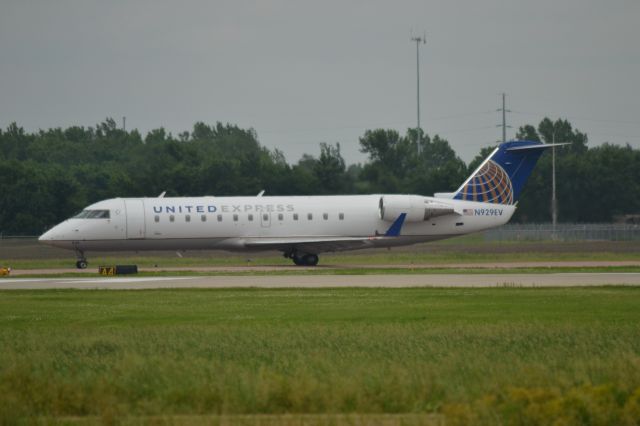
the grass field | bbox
[2,288,640,425]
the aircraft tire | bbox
[303,254,319,266]
[76,260,88,269]
[292,255,304,266]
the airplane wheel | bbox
[76,260,88,269]
[291,254,319,266]
[303,254,319,266]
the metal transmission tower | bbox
[496,93,511,143]
[410,32,426,154]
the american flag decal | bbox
[463,209,474,216]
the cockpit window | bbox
[73,209,110,219]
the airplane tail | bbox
[451,140,555,205]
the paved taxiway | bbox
[7,260,640,276]
[1,273,640,289]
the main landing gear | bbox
[74,248,88,269]
[284,251,319,266]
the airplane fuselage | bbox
[39,194,514,253]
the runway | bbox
[2,272,640,290]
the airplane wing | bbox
[242,214,410,254]
[242,236,378,254]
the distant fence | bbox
[0,235,38,239]
[484,224,640,242]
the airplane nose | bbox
[38,223,76,249]
[38,229,54,244]
[39,225,66,245]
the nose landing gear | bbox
[74,247,88,269]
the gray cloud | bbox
[1,0,638,163]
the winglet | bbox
[385,213,407,237]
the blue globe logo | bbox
[459,160,514,205]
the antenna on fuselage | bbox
[158,191,166,198]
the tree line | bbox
[1,117,639,235]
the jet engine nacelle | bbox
[379,195,426,222]
[379,195,456,222]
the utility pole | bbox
[496,93,511,143]
[122,116,126,132]
[551,131,558,229]
[411,32,426,154]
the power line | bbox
[436,125,496,136]
[257,111,495,136]
[584,131,640,141]
[511,110,640,127]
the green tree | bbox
[313,143,350,194]
[537,118,588,154]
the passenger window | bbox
[233,214,238,222]
[278,213,283,221]
[217,214,223,222]
[263,214,269,221]
[185,215,191,222]
[169,215,175,222]
[201,215,207,222]
[154,215,160,223]
[307,213,313,220]
[248,214,254,221]
[339,213,344,220]
[323,213,328,220]
[293,213,298,221]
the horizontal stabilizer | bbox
[506,142,570,152]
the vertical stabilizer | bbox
[453,141,550,205]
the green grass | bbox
[8,264,640,279]
[2,288,640,424]
[3,237,639,270]
[6,249,640,270]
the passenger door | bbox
[125,199,146,239]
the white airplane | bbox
[39,140,556,268]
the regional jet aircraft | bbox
[39,140,556,268]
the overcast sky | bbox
[1,0,638,164]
